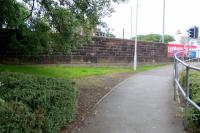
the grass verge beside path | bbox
[0,65,133,78]
[136,64,169,72]
[0,64,168,78]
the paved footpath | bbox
[77,66,187,133]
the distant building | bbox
[169,30,200,46]
[168,30,183,44]
[167,30,200,57]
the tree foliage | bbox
[0,0,127,54]
[0,0,28,28]
[96,22,116,38]
[132,34,175,44]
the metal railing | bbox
[173,50,200,129]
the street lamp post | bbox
[131,7,133,39]
[134,0,139,71]
[162,0,166,43]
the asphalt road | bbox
[77,66,187,133]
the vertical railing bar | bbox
[176,62,179,81]
[173,58,177,100]
[184,66,190,129]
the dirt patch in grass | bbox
[60,72,132,133]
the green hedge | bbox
[0,72,79,133]
[181,71,200,129]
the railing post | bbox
[198,49,199,62]
[176,61,179,82]
[184,66,190,129]
[173,58,177,101]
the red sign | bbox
[168,44,197,57]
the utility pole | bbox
[131,7,133,39]
[134,0,139,71]
[162,0,166,43]
[123,29,125,39]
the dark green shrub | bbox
[181,70,200,129]
[0,72,79,133]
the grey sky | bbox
[103,0,200,39]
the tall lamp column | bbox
[134,0,139,71]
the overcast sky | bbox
[103,0,200,39]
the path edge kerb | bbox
[71,74,134,133]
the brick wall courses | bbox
[0,37,171,64]
[70,37,170,64]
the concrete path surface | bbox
[77,66,186,133]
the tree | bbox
[96,22,116,38]
[0,0,127,54]
[0,0,29,28]
[163,34,175,43]
[132,34,174,44]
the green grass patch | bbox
[136,64,168,72]
[0,64,167,79]
[0,65,133,78]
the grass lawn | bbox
[0,64,168,79]
[136,64,168,72]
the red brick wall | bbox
[0,37,170,64]
[70,37,169,64]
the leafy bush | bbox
[181,70,200,129]
[0,72,79,133]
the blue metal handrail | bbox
[173,50,200,129]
